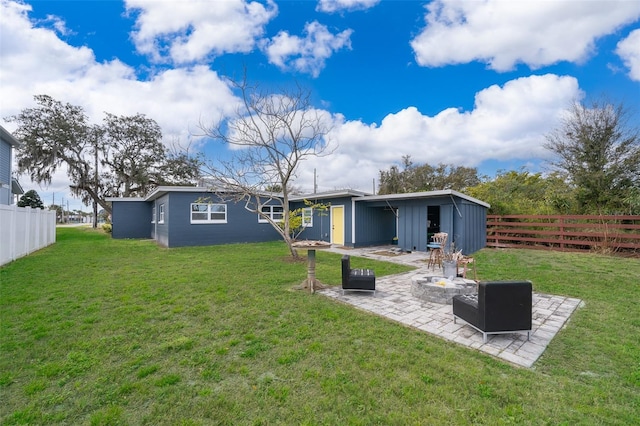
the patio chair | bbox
[427,232,448,269]
[452,280,532,343]
[341,255,376,295]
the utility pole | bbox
[93,129,99,228]
[313,168,317,194]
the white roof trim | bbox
[105,197,145,202]
[290,189,372,201]
[0,125,20,147]
[355,189,490,208]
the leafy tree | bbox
[466,169,576,215]
[544,99,640,214]
[378,155,480,194]
[100,112,202,197]
[200,76,332,259]
[7,95,202,222]
[17,189,44,208]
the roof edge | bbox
[0,125,20,147]
[355,189,490,208]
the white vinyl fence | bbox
[0,204,56,266]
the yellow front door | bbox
[331,206,344,246]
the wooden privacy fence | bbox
[486,214,640,253]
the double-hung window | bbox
[191,203,227,224]
[258,205,284,223]
[151,205,156,223]
[158,204,165,224]
[301,207,313,227]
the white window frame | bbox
[151,205,156,223]
[158,204,165,224]
[258,205,284,223]
[190,203,227,224]
[301,207,313,227]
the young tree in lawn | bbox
[17,189,44,209]
[544,99,640,214]
[200,77,332,258]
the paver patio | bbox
[319,246,583,368]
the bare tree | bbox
[200,76,333,258]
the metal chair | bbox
[427,232,448,270]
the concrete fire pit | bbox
[410,275,477,305]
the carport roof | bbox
[354,189,490,208]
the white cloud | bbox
[316,0,380,13]
[616,29,640,82]
[262,21,353,77]
[126,0,277,64]
[411,0,640,71]
[297,74,583,193]
[1,0,240,209]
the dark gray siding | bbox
[354,202,398,247]
[164,192,282,248]
[450,200,487,254]
[111,201,152,239]
[359,195,486,254]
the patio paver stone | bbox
[319,246,583,368]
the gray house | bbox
[109,186,488,254]
[0,126,23,205]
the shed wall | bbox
[354,203,396,247]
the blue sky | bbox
[1,0,639,211]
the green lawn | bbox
[1,228,638,425]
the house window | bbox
[302,208,313,227]
[191,203,227,224]
[152,205,156,223]
[258,205,284,223]
[158,204,165,224]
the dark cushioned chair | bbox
[341,255,375,295]
[452,280,532,343]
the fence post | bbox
[10,204,17,262]
[559,217,564,250]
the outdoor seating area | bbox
[322,246,583,367]
[341,255,376,295]
[453,280,533,343]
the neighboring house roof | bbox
[0,125,20,147]
[11,178,24,195]
[355,189,490,208]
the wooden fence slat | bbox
[486,214,640,253]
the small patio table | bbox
[292,241,332,293]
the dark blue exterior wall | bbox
[163,192,282,248]
[112,190,487,253]
[111,201,152,239]
[152,194,170,247]
[291,196,353,245]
